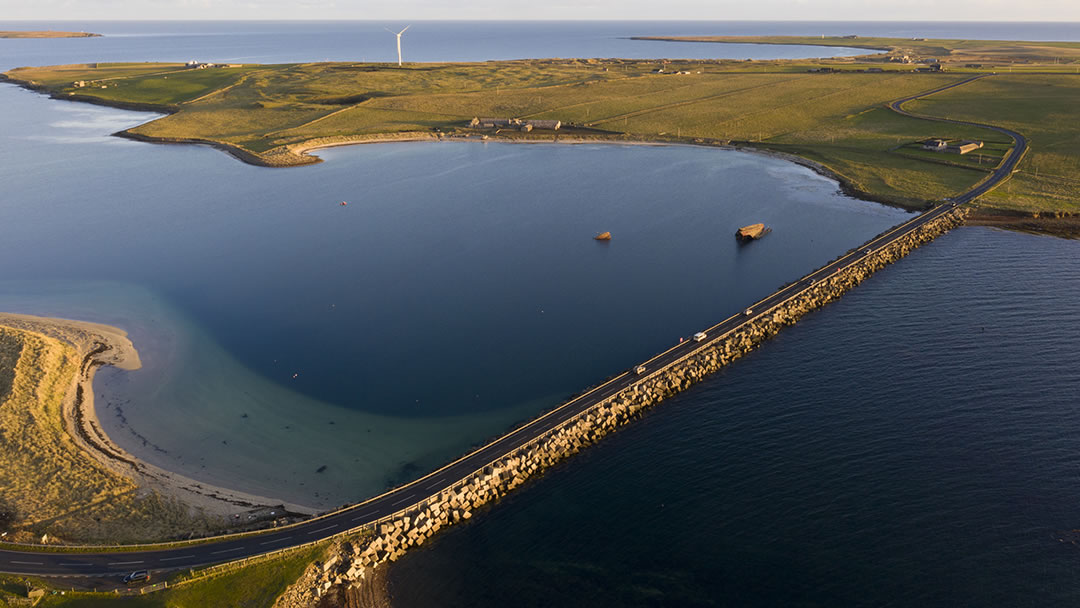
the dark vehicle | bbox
[123,570,150,585]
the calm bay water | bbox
[0,78,909,506]
[1,20,1078,603]
[388,227,1080,607]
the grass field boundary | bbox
[886,73,1028,200]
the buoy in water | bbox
[340,201,348,206]
[594,231,612,241]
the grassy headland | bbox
[634,35,1080,72]
[2,37,1077,228]
[0,31,100,39]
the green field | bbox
[906,74,1080,214]
[3,38,1078,218]
[5,542,329,608]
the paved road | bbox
[0,75,1026,579]
[888,74,1028,204]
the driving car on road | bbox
[123,570,150,585]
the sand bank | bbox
[0,313,317,522]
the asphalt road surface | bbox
[0,75,1026,579]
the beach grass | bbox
[0,327,228,544]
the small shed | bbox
[947,140,984,154]
[526,120,561,131]
[473,117,516,129]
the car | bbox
[745,308,753,316]
[634,365,647,375]
[123,570,151,585]
[864,248,872,255]
[693,332,707,342]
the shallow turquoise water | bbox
[0,81,909,506]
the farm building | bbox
[525,120,561,130]
[469,118,561,131]
[946,140,984,154]
[470,117,516,129]
[922,139,948,151]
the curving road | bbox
[888,73,1028,204]
[0,75,1026,579]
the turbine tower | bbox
[385,25,410,67]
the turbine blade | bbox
[398,25,410,35]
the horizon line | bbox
[4,18,1080,24]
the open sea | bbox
[2,19,1079,605]
[388,226,1080,607]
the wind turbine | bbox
[384,25,410,67]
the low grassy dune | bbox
[0,324,226,544]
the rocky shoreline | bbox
[274,208,968,608]
[967,209,1080,239]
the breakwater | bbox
[273,207,967,608]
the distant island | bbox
[0,30,101,38]
[2,35,1077,235]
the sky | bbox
[2,0,1079,22]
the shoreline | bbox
[629,35,891,53]
[4,71,1077,238]
[966,209,1080,240]
[0,313,318,527]
[0,31,101,39]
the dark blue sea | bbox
[388,226,1080,607]
[1,20,1078,604]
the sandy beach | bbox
[0,312,317,539]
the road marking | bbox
[259,537,291,546]
[307,524,338,536]
[108,560,144,566]
[391,495,413,507]
[210,547,243,555]
[425,478,445,490]
[159,555,197,562]
[350,511,377,522]
[59,562,94,567]
[11,560,43,566]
